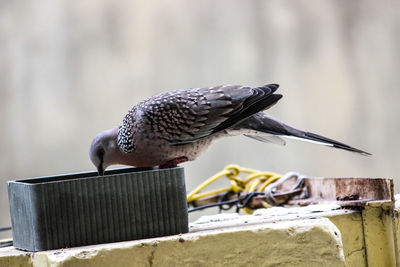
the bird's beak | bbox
[97,165,104,176]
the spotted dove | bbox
[90,84,369,175]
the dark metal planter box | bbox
[7,167,188,252]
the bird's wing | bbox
[139,84,282,145]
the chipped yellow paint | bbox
[3,196,400,267]
[0,254,32,267]
[362,201,397,267]
[328,211,367,267]
[394,198,400,266]
[0,218,344,267]
[329,198,400,267]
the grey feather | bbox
[244,133,287,146]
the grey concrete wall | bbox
[0,0,399,238]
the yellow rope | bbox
[187,164,282,214]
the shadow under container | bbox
[7,167,188,251]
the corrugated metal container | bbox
[7,167,188,251]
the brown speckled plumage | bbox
[90,84,369,175]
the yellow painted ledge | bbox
[0,218,344,267]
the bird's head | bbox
[89,128,119,175]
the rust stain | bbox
[336,194,360,201]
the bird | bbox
[89,84,370,175]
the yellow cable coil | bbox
[187,164,281,214]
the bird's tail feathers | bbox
[237,113,371,156]
[297,131,371,156]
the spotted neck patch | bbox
[117,115,135,153]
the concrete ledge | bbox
[0,217,344,267]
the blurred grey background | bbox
[0,0,399,238]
